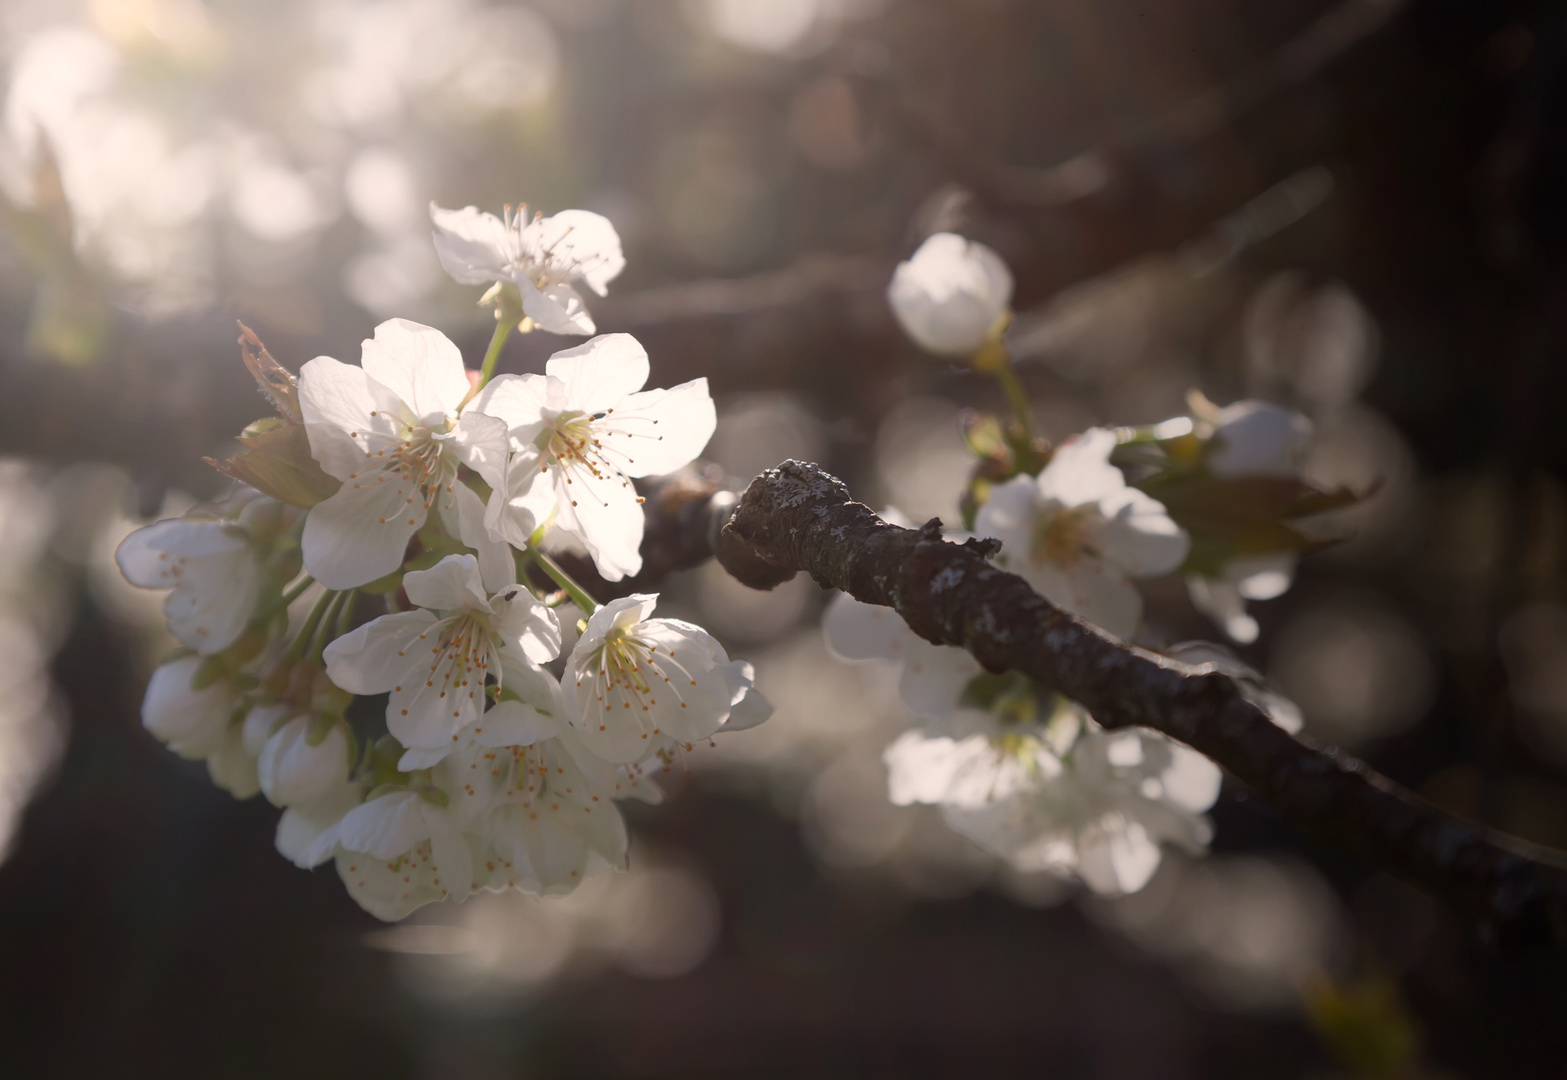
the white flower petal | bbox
[528,209,625,296]
[468,373,551,449]
[554,469,645,581]
[1096,487,1189,577]
[887,233,1012,356]
[298,356,405,481]
[323,609,441,694]
[359,318,470,426]
[142,656,236,760]
[489,584,562,665]
[429,202,512,284]
[474,697,560,746]
[544,333,649,408]
[338,790,431,859]
[258,716,350,808]
[301,477,425,589]
[1076,815,1162,896]
[1035,428,1125,508]
[404,553,488,614]
[117,519,261,654]
[448,408,511,491]
[439,482,517,595]
[276,782,363,869]
[1210,400,1313,478]
[600,378,716,478]
[522,280,596,335]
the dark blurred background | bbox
[0,0,1565,1075]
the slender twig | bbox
[476,318,513,388]
[527,549,600,614]
[718,460,1567,951]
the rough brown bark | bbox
[718,460,1567,952]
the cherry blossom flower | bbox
[470,334,716,581]
[1187,400,1314,642]
[257,714,351,807]
[976,428,1189,639]
[297,318,514,591]
[335,789,474,920]
[454,727,630,899]
[822,591,982,720]
[275,780,364,870]
[1186,553,1296,645]
[887,232,1013,357]
[561,594,767,765]
[430,202,625,335]
[322,554,561,767]
[884,708,1221,896]
[1206,399,1314,478]
[141,655,241,761]
[116,517,264,655]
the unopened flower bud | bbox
[259,714,350,807]
[888,232,1013,358]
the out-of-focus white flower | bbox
[430,202,624,335]
[205,720,261,799]
[276,779,363,870]
[298,318,514,590]
[1186,553,1296,646]
[885,711,1221,897]
[1186,400,1313,642]
[471,334,716,581]
[977,428,1189,639]
[323,554,561,768]
[1207,400,1313,478]
[336,789,473,920]
[141,654,239,760]
[561,594,768,765]
[115,517,263,654]
[887,232,1013,357]
[258,714,351,807]
[822,591,981,720]
[466,730,630,898]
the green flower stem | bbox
[309,590,350,661]
[993,362,1035,441]
[287,588,337,662]
[333,588,359,642]
[528,549,600,614]
[476,318,514,388]
[259,574,314,624]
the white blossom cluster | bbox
[118,203,770,921]
[859,233,1320,896]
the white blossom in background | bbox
[323,554,561,768]
[141,654,241,761]
[1186,554,1296,646]
[336,787,475,920]
[430,202,625,335]
[470,334,716,581]
[562,594,771,766]
[115,516,263,655]
[1206,399,1314,479]
[822,591,981,721]
[258,714,351,807]
[1187,400,1315,643]
[977,428,1189,640]
[298,318,514,590]
[885,709,1222,896]
[887,232,1013,357]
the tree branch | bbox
[719,460,1567,952]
